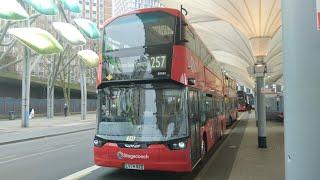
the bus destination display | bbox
[150,55,166,72]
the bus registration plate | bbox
[124,163,144,170]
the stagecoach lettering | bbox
[124,144,141,148]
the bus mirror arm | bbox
[176,39,189,45]
[181,5,188,16]
[179,5,188,41]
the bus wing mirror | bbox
[188,78,196,85]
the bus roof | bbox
[100,8,181,28]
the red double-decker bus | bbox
[94,8,227,172]
[237,90,248,112]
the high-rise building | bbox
[112,0,162,16]
[79,0,105,25]
[105,0,113,20]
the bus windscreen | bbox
[97,84,188,142]
[102,12,176,81]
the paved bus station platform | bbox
[196,112,284,180]
[0,113,96,145]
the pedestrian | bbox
[29,107,34,120]
[63,103,68,117]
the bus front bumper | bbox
[94,143,192,172]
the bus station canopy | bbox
[161,0,282,89]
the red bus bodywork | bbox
[95,8,228,172]
[95,141,192,172]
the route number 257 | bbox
[150,55,166,69]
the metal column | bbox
[254,89,258,127]
[21,11,31,128]
[47,61,55,119]
[80,61,87,120]
[282,0,320,179]
[21,46,30,128]
[256,76,266,148]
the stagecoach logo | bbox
[117,151,149,160]
[117,151,124,160]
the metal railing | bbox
[0,97,97,119]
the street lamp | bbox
[74,18,101,40]
[254,62,267,78]
[77,49,99,120]
[0,0,29,21]
[0,0,67,127]
[41,0,81,119]
[22,0,59,15]
[59,0,81,13]
[8,27,63,54]
[52,21,88,120]
[73,19,100,120]
[52,22,87,46]
[1,0,99,124]
[8,27,63,127]
[77,50,99,68]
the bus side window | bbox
[200,93,206,125]
[213,96,217,117]
[185,27,195,53]
[205,95,214,120]
[217,97,221,115]
[220,97,222,115]
[195,37,201,59]
[188,90,199,121]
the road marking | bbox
[59,165,101,180]
[0,155,17,160]
[0,144,77,164]
[57,122,94,127]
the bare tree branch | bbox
[0,40,17,62]
[57,53,77,75]
[0,58,22,71]
[0,22,11,43]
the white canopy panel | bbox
[161,0,283,87]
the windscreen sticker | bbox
[106,74,113,80]
[126,136,136,141]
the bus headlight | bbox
[178,142,186,149]
[93,137,106,147]
[168,139,188,150]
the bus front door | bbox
[189,90,201,166]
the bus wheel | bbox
[201,138,207,160]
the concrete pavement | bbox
[0,113,96,145]
[228,114,284,180]
[196,112,284,180]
